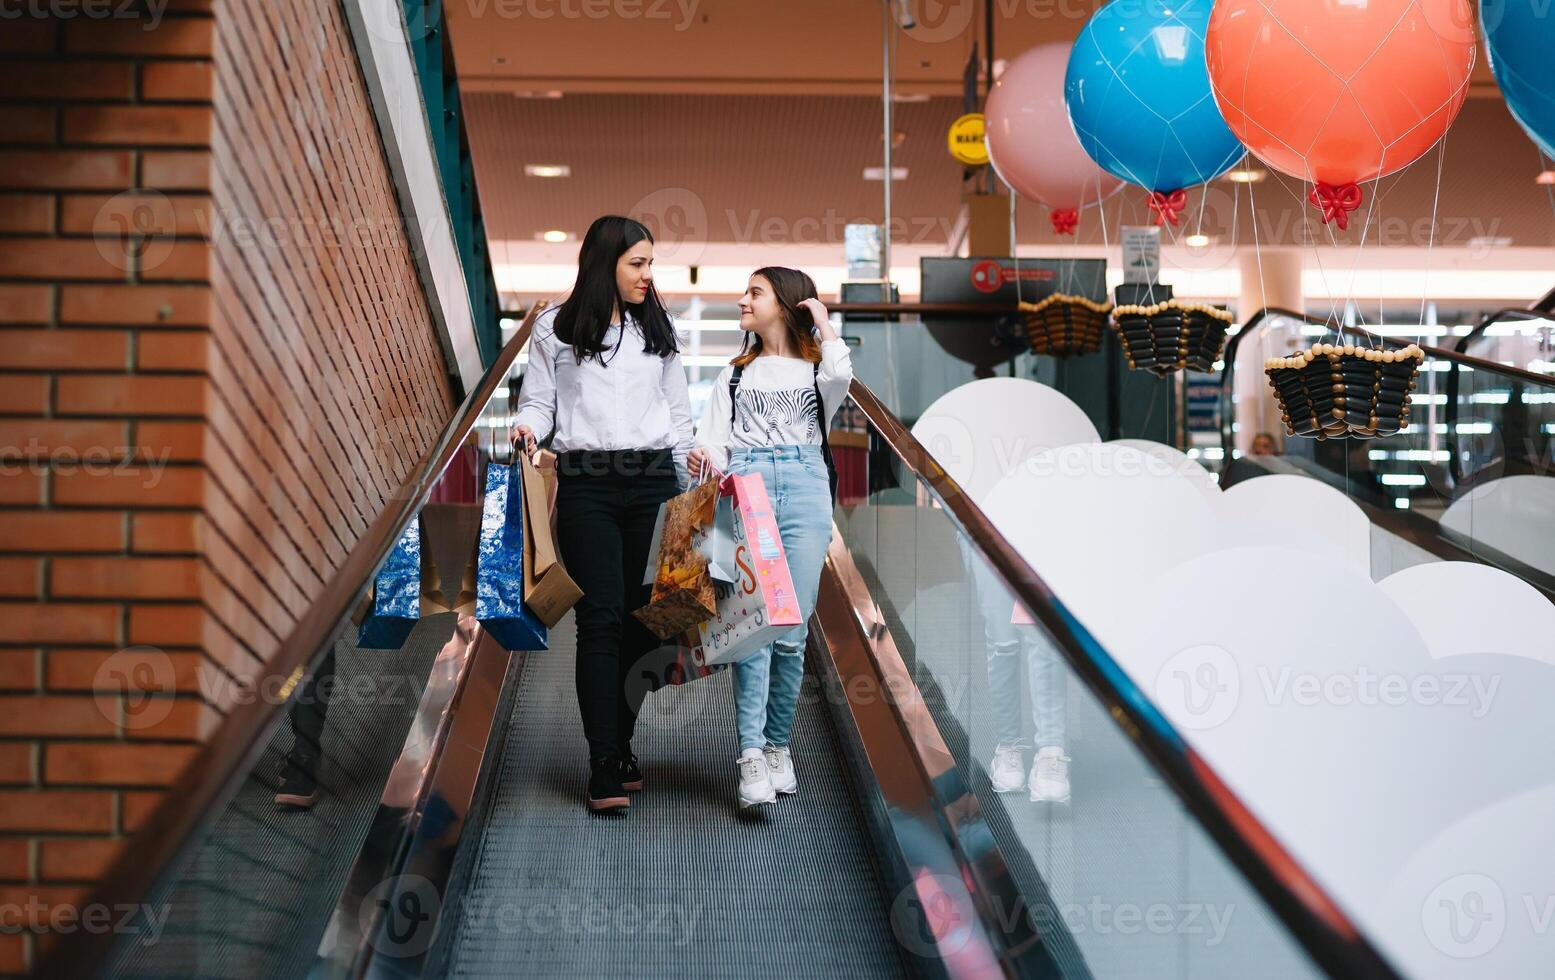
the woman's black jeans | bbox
[553,448,679,761]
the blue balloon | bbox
[1065,0,1244,193]
[1482,0,1555,157]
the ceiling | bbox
[450,1,1555,298]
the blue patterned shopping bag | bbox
[475,461,548,652]
[357,519,421,649]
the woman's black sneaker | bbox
[275,756,319,808]
[618,753,643,792]
[587,756,630,812]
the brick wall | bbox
[0,2,457,970]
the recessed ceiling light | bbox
[1185,234,1213,248]
[1537,170,1555,185]
[514,90,563,100]
[1224,168,1266,183]
[539,230,570,243]
[863,167,909,181]
[525,164,571,178]
[1468,235,1514,248]
[891,93,931,103]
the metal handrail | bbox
[844,376,1403,979]
[40,305,548,980]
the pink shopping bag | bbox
[692,471,804,667]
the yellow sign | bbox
[948,113,988,166]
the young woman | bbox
[512,215,694,814]
[687,267,852,809]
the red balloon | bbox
[1206,0,1475,215]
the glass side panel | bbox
[104,372,518,978]
[834,397,1325,979]
[1226,313,1555,583]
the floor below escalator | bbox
[443,611,911,979]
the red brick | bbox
[52,465,205,508]
[0,651,39,691]
[0,885,87,916]
[0,107,55,146]
[141,61,212,102]
[0,285,52,324]
[121,790,161,831]
[0,511,125,553]
[130,420,204,461]
[0,374,49,414]
[0,194,54,234]
[0,472,43,506]
[0,791,111,832]
[138,240,210,282]
[0,934,20,973]
[63,106,210,147]
[60,192,211,237]
[0,558,41,598]
[0,604,120,645]
[128,605,262,679]
[136,330,209,372]
[140,150,209,190]
[0,330,127,371]
[0,419,127,460]
[0,839,28,881]
[130,512,201,553]
[0,744,32,786]
[45,742,197,786]
[55,375,211,417]
[47,648,201,693]
[0,239,126,281]
[0,150,132,190]
[0,60,135,101]
[65,18,214,57]
[0,696,114,738]
[39,838,124,882]
[58,284,208,325]
[127,699,220,740]
[0,19,55,55]
[51,557,199,600]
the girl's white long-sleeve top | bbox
[693,339,853,472]
[511,305,696,485]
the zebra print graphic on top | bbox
[735,386,819,445]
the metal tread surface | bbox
[444,612,910,979]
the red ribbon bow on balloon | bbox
[1051,208,1079,235]
[1146,190,1188,226]
[1309,181,1363,230]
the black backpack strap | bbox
[728,364,744,428]
[813,364,838,503]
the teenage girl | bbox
[687,267,852,809]
[512,215,694,813]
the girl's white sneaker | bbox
[763,744,797,795]
[737,751,776,808]
[988,744,1026,794]
[1029,747,1071,804]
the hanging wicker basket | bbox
[1111,300,1234,377]
[1019,294,1112,358]
[1265,343,1424,440]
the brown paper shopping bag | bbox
[518,451,582,628]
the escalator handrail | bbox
[845,377,1404,980]
[42,306,547,980]
[1453,306,1554,356]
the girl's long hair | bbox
[554,215,679,364]
[732,266,824,368]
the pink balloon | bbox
[985,43,1125,222]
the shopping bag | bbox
[475,461,549,652]
[357,519,421,649]
[642,474,737,587]
[419,501,481,616]
[517,452,581,627]
[632,478,720,639]
[693,471,804,667]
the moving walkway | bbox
[44,322,1401,980]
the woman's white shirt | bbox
[511,306,695,484]
[693,339,854,472]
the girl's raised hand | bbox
[797,297,830,332]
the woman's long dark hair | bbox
[554,215,679,364]
[732,266,823,368]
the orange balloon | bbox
[1205,0,1475,187]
